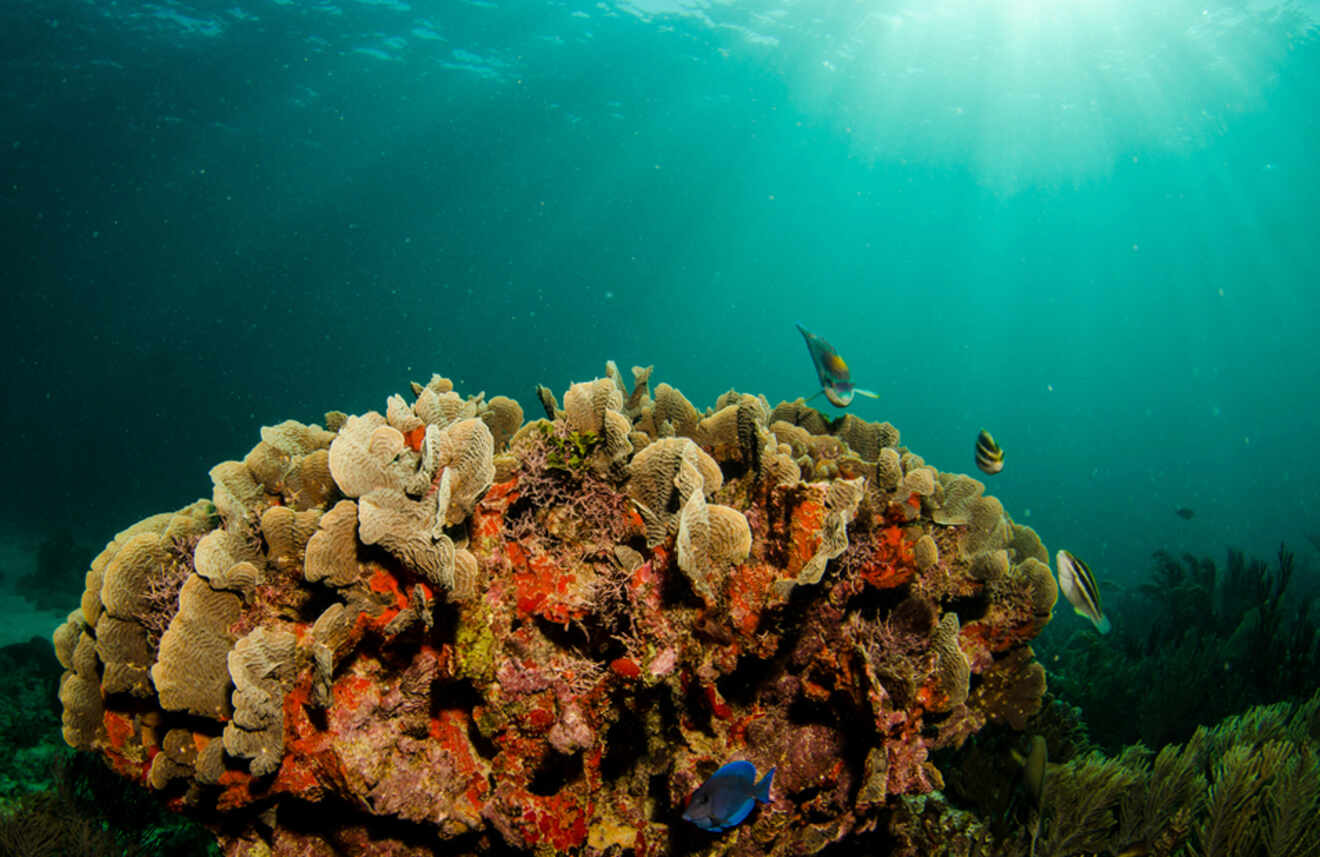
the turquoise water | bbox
[2,0,1317,614]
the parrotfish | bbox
[975,429,1004,475]
[1056,549,1111,634]
[682,760,774,833]
[796,323,880,408]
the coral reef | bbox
[53,368,1054,856]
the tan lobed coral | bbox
[421,418,496,524]
[479,395,524,450]
[562,378,633,476]
[224,627,299,777]
[930,472,986,527]
[675,486,752,604]
[642,381,701,438]
[322,406,494,590]
[303,499,361,587]
[52,366,1056,857]
[626,436,722,546]
[193,528,263,592]
[152,573,243,719]
[260,506,322,573]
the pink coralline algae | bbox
[53,370,1056,857]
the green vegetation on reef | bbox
[538,421,601,472]
[1038,544,1320,751]
[0,638,218,857]
[1038,692,1320,857]
[912,690,1320,856]
[928,542,1320,857]
[0,752,221,857]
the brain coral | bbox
[52,366,1055,857]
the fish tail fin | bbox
[1096,615,1112,635]
[853,388,880,399]
[755,768,775,804]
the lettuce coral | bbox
[51,368,1055,857]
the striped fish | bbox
[975,429,1004,475]
[1056,549,1111,634]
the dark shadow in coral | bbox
[532,613,593,656]
[944,591,991,626]
[430,597,461,643]
[292,582,347,626]
[681,678,714,735]
[426,677,495,759]
[600,703,649,781]
[786,693,845,728]
[657,563,709,611]
[716,652,780,707]
[270,794,530,855]
[813,826,895,857]
[527,749,583,796]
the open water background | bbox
[3,0,1318,634]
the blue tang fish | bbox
[796,323,880,408]
[682,760,775,832]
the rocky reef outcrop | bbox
[53,366,1055,856]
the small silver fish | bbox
[795,323,879,408]
[975,429,1004,475]
[1056,549,1110,634]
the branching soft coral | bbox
[1262,743,1320,857]
[1038,543,1320,751]
[139,533,204,649]
[507,423,637,546]
[1053,693,1320,857]
[1038,746,1146,856]
[933,690,1320,857]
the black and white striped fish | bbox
[975,429,1004,475]
[1056,549,1110,634]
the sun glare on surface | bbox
[774,0,1304,189]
